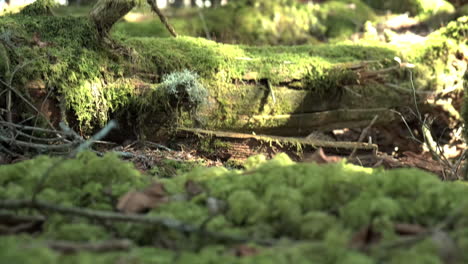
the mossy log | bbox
[0,9,466,140]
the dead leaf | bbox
[143,182,167,197]
[232,245,260,257]
[185,180,204,198]
[302,148,342,164]
[117,183,168,214]
[32,32,52,48]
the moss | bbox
[0,42,9,78]
[361,0,454,19]
[0,151,147,207]
[319,0,376,40]
[185,0,377,44]
[0,13,135,131]
[1,11,466,135]
[437,16,468,44]
[20,0,57,16]
[4,153,468,262]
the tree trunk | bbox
[90,0,136,38]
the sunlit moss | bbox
[361,0,454,19]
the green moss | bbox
[20,0,57,16]
[0,42,9,78]
[0,13,135,131]
[0,151,147,207]
[361,0,454,18]
[4,152,468,262]
[437,16,468,44]
[319,0,376,40]
[1,11,465,135]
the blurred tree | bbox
[211,0,222,7]
[171,0,184,7]
[67,0,97,5]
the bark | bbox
[90,0,136,38]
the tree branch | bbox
[0,199,275,246]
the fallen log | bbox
[0,2,466,144]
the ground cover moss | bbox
[2,153,468,263]
[0,151,147,208]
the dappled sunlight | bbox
[0,1,467,263]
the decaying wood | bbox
[178,127,378,151]
[239,108,396,134]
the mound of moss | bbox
[0,151,147,208]
[2,152,468,263]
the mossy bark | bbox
[90,0,136,38]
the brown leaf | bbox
[185,180,204,198]
[117,183,168,214]
[143,182,167,197]
[32,32,53,48]
[350,225,382,250]
[302,148,342,164]
[394,223,427,235]
[232,245,260,257]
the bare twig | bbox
[46,239,133,254]
[147,0,178,37]
[141,140,173,151]
[349,115,379,160]
[0,135,76,151]
[72,120,117,155]
[0,79,56,130]
[0,121,64,134]
[197,7,211,40]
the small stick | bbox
[147,0,178,38]
[46,239,133,254]
[348,115,379,160]
[0,199,275,246]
